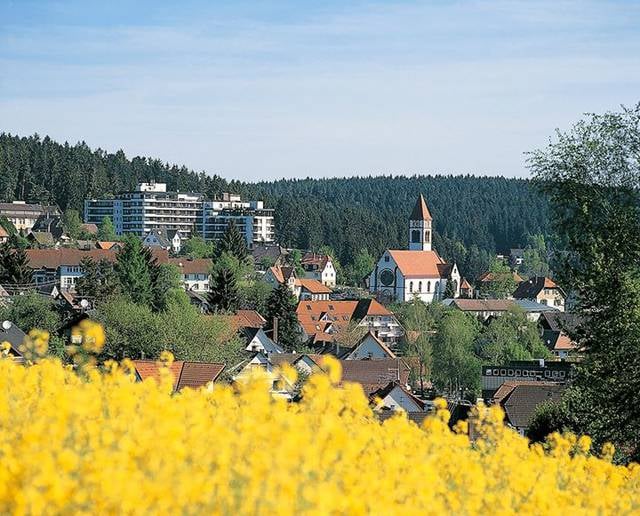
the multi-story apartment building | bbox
[84,184,274,247]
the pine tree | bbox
[97,216,117,241]
[444,279,456,299]
[208,266,240,313]
[265,283,300,351]
[218,221,248,261]
[0,240,32,285]
[115,236,154,306]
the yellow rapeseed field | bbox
[0,323,639,514]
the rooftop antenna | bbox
[2,320,12,330]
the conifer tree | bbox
[265,283,300,351]
[97,216,117,241]
[208,266,240,313]
[218,221,248,261]
[115,235,154,306]
[0,239,32,285]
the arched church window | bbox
[409,281,413,293]
[418,281,422,292]
[427,281,431,292]
[425,230,431,242]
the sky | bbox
[1,1,639,181]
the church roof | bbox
[387,250,446,278]
[409,194,432,221]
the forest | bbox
[0,133,550,279]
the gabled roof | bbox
[0,321,25,356]
[477,270,524,283]
[241,327,283,354]
[298,278,332,294]
[234,310,267,329]
[80,223,98,235]
[343,331,396,360]
[301,253,331,269]
[387,250,446,278]
[168,258,213,275]
[28,231,56,246]
[371,381,425,411]
[497,382,566,429]
[513,276,565,299]
[133,360,225,391]
[460,277,473,289]
[96,241,118,250]
[409,194,432,221]
[268,266,297,284]
[340,358,411,396]
[0,226,8,238]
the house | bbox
[444,298,559,322]
[301,253,337,287]
[371,382,425,412]
[186,290,210,313]
[368,195,461,303]
[0,226,8,244]
[296,299,404,347]
[26,248,169,292]
[32,214,66,240]
[168,258,212,293]
[241,327,283,354]
[459,278,474,298]
[233,352,302,399]
[134,360,225,392]
[509,248,525,268]
[298,279,332,301]
[269,353,324,376]
[252,244,289,270]
[539,312,581,359]
[0,320,26,359]
[340,358,411,396]
[27,231,57,248]
[232,310,267,329]
[493,381,566,435]
[341,332,396,360]
[513,276,566,312]
[0,202,59,232]
[481,360,573,400]
[264,266,332,301]
[143,228,183,254]
[476,270,524,292]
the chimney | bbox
[273,317,279,343]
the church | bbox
[368,195,461,303]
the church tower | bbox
[408,194,432,251]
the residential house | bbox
[233,352,303,399]
[301,253,337,287]
[481,360,573,400]
[168,258,212,293]
[27,231,57,248]
[252,244,289,270]
[0,202,59,232]
[513,276,566,312]
[298,279,332,301]
[296,299,404,347]
[444,298,559,322]
[134,360,226,392]
[509,248,525,268]
[232,310,267,329]
[0,226,8,244]
[476,270,524,294]
[459,278,474,298]
[241,327,283,354]
[539,312,581,359]
[26,248,169,292]
[265,266,332,301]
[340,358,411,396]
[493,381,566,435]
[340,332,396,360]
[368,195,461,303]
[32,214,66,240]
[371,382,425,412]
[143,228,183,254]
[186,290,210,313]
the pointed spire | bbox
[409,194,432,221]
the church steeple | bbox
[409,194,432,251]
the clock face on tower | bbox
[379,269,394,286]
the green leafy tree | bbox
[62,209,83,239]
[241,279,271,314]
[265,283,300,351]
[75,258,119,303]
[475,307,551,363]
[181,236,214,259]
[218,221,248,261]
[479,258,517,299]
[0,216,16,236]
[97,216,117,241]
[520,233,550,278]
[0,292,61,334]
[286,249,305,276]
[344,248,375,286]
[526,400,573,444]
[153,263,186,311]
[208,266,241,313]
[432,308,481,399]
[529,103,640,460]
[115,235,154,306]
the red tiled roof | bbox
[168,258,213,275]
[296,300,392,342]
[478,271,524,283]
[387,250,446,278]
[0,226,8,238]
[554,334,576,351]
[298,278,332,294]
[301,253,330,269]
[133,360,225,391]
[234,310,267,329]
[340,359,411,396]
[460,277,473,289]
[96,241,118,250]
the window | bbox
[306,305,312,311]
[384,255,390,262]
[427,281,431,293]
[411,230,421,243]
[500,369,506,376]
[486,369,492,376]
[418,281,422,292]
[409,281,413,293]
[328,305,335,311]
[424,230,430,242]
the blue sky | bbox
[1,1,639,181]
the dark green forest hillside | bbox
[0,133,550,279]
